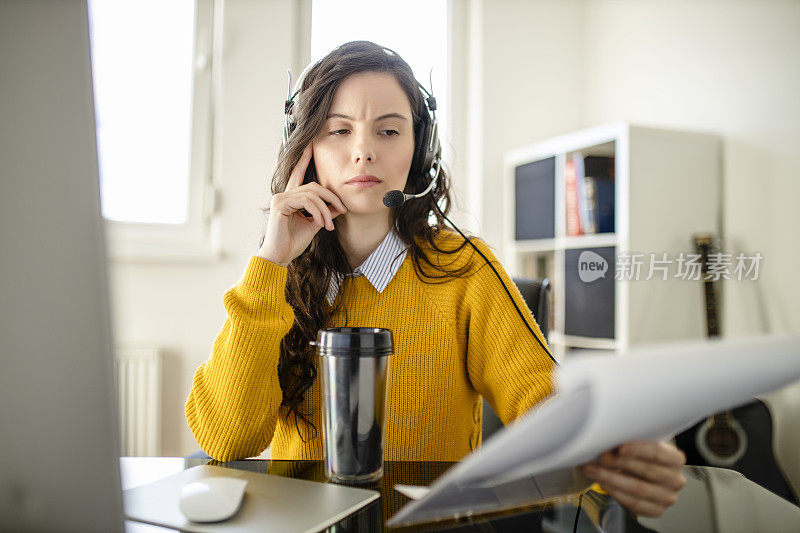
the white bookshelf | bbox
[503,122,721,361]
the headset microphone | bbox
[382,190,406,208]
[382,155,441,208]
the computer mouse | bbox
[178,476,248,523]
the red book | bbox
[565,159,582,236]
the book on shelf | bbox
[593,175,615,234]
[584,155,615,178]
[565,157,582,236]
[565,153,616,236]
[575,154,593,234]
[580,171,597,234]
[583,155,615,235]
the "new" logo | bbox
[578,251,608,282]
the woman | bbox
[186,40,686,518]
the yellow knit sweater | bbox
[185,231,554,462]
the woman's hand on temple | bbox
[258,143,347,267]
[582,440,687,518]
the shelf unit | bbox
[504,122,721,361]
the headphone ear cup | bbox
[425,119,440,173]
[282,119,296,151]
[412,122,430,173]
[414,118,433,180]
[418,118,440,183]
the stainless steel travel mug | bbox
[313,327,392,484]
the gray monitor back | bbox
[0,1,123,530]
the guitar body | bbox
[676,399,798,505]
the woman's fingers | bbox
[278,142,345,231]
[615,441,687,468]
[286,143,313,191]
[584,441,687,518]
[598,455,686,491]
[305,182,347,216]
[276,188,339,231]
[302,192,334,230]
[282,143,346,226]
[279,191,324,228]
[296,196,325,229]
[584,463,679,509]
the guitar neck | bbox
[695,234,721,338]
[703,279,719,337]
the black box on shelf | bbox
[564,246,616,339]
[514,157,555,240]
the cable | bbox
[431,201,559,368]
[573,492,584,533]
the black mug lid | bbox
[310,327,393,357]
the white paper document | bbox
[388,334,800,527]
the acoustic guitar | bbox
[674,234,798,504]
[692,234,748,465]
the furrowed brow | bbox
[375,113,408,122]
[326,112,408,122]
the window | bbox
[87,0,219,261]
[310,0,449,159]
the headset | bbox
[282,55,558,367]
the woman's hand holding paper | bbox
[583,440,687,518]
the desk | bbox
[121,457,800,532]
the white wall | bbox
[456,0,586,244]
[111,0,800,456]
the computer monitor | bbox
[0,1,123,530]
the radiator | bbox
[115,347,162,456]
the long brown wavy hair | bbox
[266,40,478,438]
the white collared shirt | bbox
[325,229,409,305]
